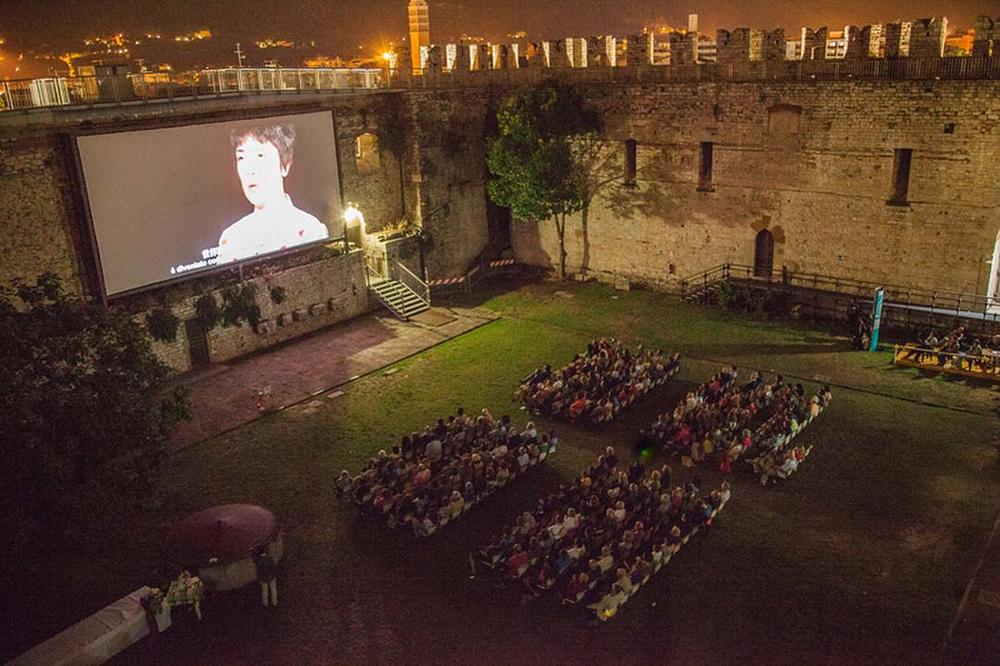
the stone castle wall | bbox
[4,77,1000,371]
[0,94,414,371]
[147,251,369,373]
[0,132,87,296]
[511,79,1000,296]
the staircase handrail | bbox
[364,257,409,316]
[677,263,731,297]
[364,255,387,283]
[391,260,431,305]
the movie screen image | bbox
[77,111,343,296]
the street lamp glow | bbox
[344,205,365,226]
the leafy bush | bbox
[714,280,734,308]
[145,307,180,342]
[0,274,189,553]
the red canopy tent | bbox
[164,504,283,591]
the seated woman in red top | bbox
[563,572,590,603]
[506,544,530,578]
[569,394,590,419]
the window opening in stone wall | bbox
[698,142,714,191]
[767,104,803,137]
[355,133,381,174]
[888,148,912,206]
[624,139,637,186]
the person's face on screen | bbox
[235,137,289,210]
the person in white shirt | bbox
[424,438,443,462]
[778,456,799,477]
[548,515,565,540]
[719,481,732,505]
[517,511,536,536]
[217,123,329,264]
[516,448,530,471]
[562,508,581,532]
[597,546,615,573]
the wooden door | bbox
[185,319,210,368]
[754,230,774,278]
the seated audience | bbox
[517,339,680,424]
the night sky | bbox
[2,0,998,69]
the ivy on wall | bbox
[194,292,221,329]
[220,283,261,329]
[269,286,287,305]
[145,307,180,343]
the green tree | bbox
[486,79,603,279]
[0,275,189,552]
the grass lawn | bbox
[6,279,999,665]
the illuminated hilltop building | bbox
[409,0,430,74]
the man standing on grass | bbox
[253,546,279,607]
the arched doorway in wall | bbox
[987,229,1000,312]
[754,230,775,278]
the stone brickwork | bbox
[909,18,948,59]
[511,80,1000,298]
[89,249,370,376]
[0,133,86,296]
[717,29,765,64]
[405,88,492,277]
[667,33,697,66]
[885,22,913,58]
[148,250,370,373]
[802,28,828,60]
[974,17,999,57]
[761,29,786,62]
[627,34,655,67]
[0,92,439,371]
[544,41,572,68]
[844,26,882,61]
[5,76,1000,371]
[587,36,615,67]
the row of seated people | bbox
[334,407,558,536]
[580,483,730,622]
[748,386,832,486]
[898,325,1000,374]
[516,338,681,424]
[645,366,785,470]
[474,449,729,620]
[476,447,647,574]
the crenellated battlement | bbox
[401,15,995,78]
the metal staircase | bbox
[678,264,733,303]
[365,258,431,321]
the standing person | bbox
[253,546,279,607]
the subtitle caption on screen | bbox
[170,247,220,276]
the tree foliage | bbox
[0,275,189,551]
[486,79,603,278]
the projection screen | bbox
[76,111,343,296]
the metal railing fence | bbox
[0,68,386,113]
[390,260,431,305]
[679,262,1000,322]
